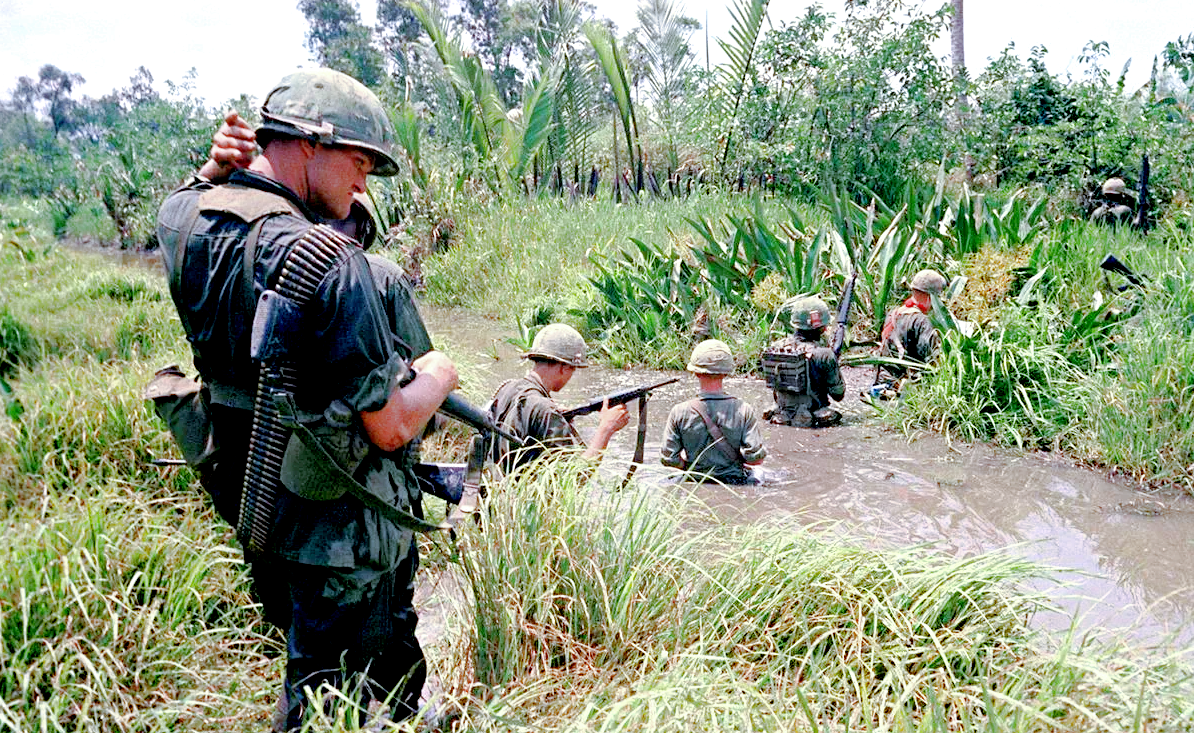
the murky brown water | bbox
[425,305,1194,647]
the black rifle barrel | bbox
[439,392,525,447]
[561,377,680,420]
[831,268,858,358]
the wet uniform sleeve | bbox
[913,317,941,364]
[305,247,405,414]
[660,404,687,469]
[815,349,846,402]
[737,402,767,463]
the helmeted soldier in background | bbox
[1091,177,1136,226]
[660,339,766,484]
[880,268,946,384]
[762,296,845,427]
[157,68,459,731]
[488,324,629,473]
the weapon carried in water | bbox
[830,268,858,358]
[561,376,679,489]
[1100,254,1147,290]
[560,377,680,420]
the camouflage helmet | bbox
[781,296,831,331]
[910,269,947,295]
[525,324,588,368]
[1101,177,1129,197]
[687,339,734,375]
[259,68,399,176]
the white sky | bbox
[0,0,1190,108]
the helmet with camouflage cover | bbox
[781,296,831,331]
[687,339,734,375]
[910,269,946,295]
[259,68,399,176]
[525,324,589,367]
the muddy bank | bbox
[424,305,1194,647]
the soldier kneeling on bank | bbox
[761,296,846,428]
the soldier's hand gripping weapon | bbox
[561,377,679,488]
[831,268,858,358]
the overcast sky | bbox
[1,0,1190,108]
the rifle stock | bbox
[561,377,679,420]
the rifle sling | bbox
[690,399,742,466]
[619,396,650,490]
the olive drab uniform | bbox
[762,335,845,427]
[157,169,427,728]
[488,372,583,472]
[880,304,939,379]
[660,393,766,484]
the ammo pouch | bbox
[143,365,217,470]
[761,350,811,395]
[273,393,448,533]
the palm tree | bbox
[951,0,973,180]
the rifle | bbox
[562,376,678,489]
[1099,254,1147,289]
[1133,154,1150,233]
[830,268,858,358]
[560,377,679,420]
[439,392,524,447]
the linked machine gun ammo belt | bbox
[239,225,355,554]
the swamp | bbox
[4,0,1194,730]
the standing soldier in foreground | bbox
[488,324,629,473]
[660,339,767,484]
[762,296,846,427]
[156,69,458,730]
[879,268,947,384]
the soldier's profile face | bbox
[307,145,374,220]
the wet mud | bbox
[425,305,1194,647]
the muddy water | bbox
[425,305,1194,646]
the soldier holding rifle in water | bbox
[157,69,459,730]
[488,324,631,472]
[762,295,847,428]
[877,268,947,390]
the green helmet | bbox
[525,324,589,367]
[687,339,734,375]
[910,269,946,295]
[782,296,831,331]
[259,68,399,176]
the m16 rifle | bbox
[1133,154,1150,233]
[830,268,858,358]
[562,376,679,488]
[560,377,680,420]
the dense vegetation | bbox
[5,0,1194,730]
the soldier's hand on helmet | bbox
[198,111,257,182]
[411,350,459,394]
[596,398,630,435]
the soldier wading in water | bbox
[487,324,629,473]
[761,296,846,427]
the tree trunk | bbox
[950,0,973,182]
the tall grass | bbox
[429,459,1194,731]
